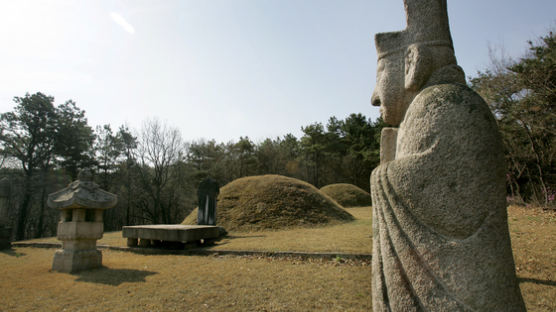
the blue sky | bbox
[0,0,554,142]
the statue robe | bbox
[371,83,525,311]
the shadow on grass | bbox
[0,248,25,257]
[226,235,266,239]
[206,235,266,247]
[75,267,157,286]
[518,277,556,287]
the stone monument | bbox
[0,177,11,250]
[48,170,117,273]
[197,178,219,226]
[369,0,525,310]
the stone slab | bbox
[57,222,103,240]
[52,249,102,273]
[48,170,117,211]
[122,225,221,243]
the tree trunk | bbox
[521,121,549,204]
[15,174,33,241]
[35,185,47,238]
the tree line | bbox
[1,30,554,241]
[0,92,384,240]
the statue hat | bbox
[375,0,454,59]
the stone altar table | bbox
[122,224,221,247]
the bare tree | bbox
[137,119,183,224]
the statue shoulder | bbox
[405,83,494,126]
[415,83,485,108]
[398,82,502,161]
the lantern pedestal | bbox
[48,170,117,273]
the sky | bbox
[0,0,555,143]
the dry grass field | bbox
[0,248,372,311]
[207,206,371,254]
[2,205,555,311]
[507,205,556,312]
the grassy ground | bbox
[508,205,556,312]
[207,206,371,253]
[5,205,555,311]
[0,248,371,311]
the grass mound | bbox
[182,175,353,231]
[320,183,372,208]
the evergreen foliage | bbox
[470,31,556,206]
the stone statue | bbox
[197,178,219,226]
[369,0,525,310]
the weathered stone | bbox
[138,238,151,247]
[122,224,221,245]
[49,170,117,273]
[127,237,138,247]
[369,0,525,311]
[48,170,117,210]
[379,128,398,163]
[197,178,219,226]
[52,249,102,273]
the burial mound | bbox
[320,183,372,208]
[182,175,353,231]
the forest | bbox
[0,31,554,240]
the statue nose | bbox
[371,90,381,107]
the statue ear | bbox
[405,44,432,91]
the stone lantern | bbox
[48,170,117,273]
[0,177,11,250]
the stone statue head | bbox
[371,0,465,126]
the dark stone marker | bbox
[197,178,219,225]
